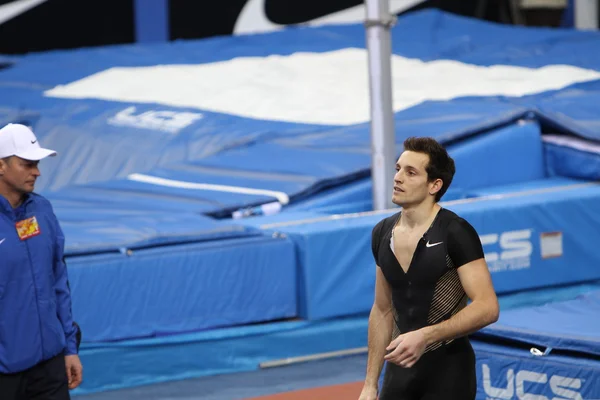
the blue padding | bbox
[23,98,527,216]
[249,183,600,320]
[286,121,545,214]
[67,236,297,342]
[446,184,600,294]
[448,121,545,191]
[544,140,600,181]
[22,101,323,195]
[240,211,328,230]
[51,171,303,218]
[0,55,17,69]
[474,339,600,400]
[522,80,600,143]
[498,280,600,311]
[264,217,379,320]
[479,291,600,356]
[465,176,585,198]
[45,186,229,216]
[285,178,374,214]
[59,212,260,256]
[193,141,370,191]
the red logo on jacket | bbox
[16,216,41,240]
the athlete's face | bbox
[0,156,40,195]
[392,151,441,207]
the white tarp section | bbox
[44,48,600,126]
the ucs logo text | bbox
[482,364,583,400]
[108,107,203,134]
[480,229,533,273]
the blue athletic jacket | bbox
[0,193,78,373]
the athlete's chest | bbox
[383,225,449,287]
[392,227,427,273]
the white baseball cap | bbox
[0,123,57,161]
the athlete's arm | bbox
[421,218,499,345]
[421,257,499,345]
[361,267,394,397]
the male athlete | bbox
[0,123,83,399]
[359,137,499,400]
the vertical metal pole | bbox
[365,0,396,211]
[574,0,599,30]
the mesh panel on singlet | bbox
[424,254,469,352]
[391,306,401,340]
[389,254,469,352]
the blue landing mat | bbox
[68,235,297,343]
[480,290,600,357]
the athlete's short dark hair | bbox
[403,137,455,202]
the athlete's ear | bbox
[429,178,443,196]
[0,157,8,176]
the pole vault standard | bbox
[365,0,397,211]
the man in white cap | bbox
[0,123,83,399]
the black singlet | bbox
[371,207,485,400]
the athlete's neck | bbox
[400,202,440,229]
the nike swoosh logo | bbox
[31,140,37,144]
[234,0,426,35]
[426,241,443,248]
[0,0,48,26]
[0,238,5,245]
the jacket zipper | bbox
[20,203,46,357]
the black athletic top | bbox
[371,207,484,352]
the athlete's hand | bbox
[65,354,83,389]
[384,329,427,368]
[358,385,378,400]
